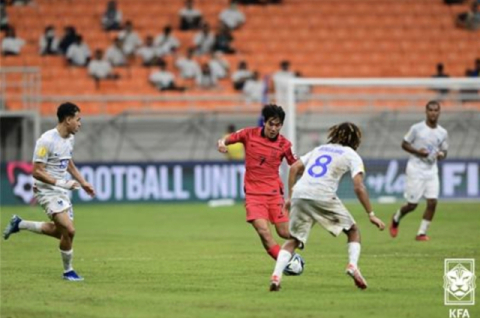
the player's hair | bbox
[57,102,80,122]
[327,122,362,150]
[262,104,285,124]
[426,100,441,110]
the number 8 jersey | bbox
[292,144,364,200]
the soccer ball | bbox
[283,253,305,276]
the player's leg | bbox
[416,176,439,241]
[270,198,312,291]
[51,208,83,281]
[246,195,282,259]
[343,224,367,290]
[270,238,301,291]
[270,195,290,239]
[250,219,281,259]
[390,173,423,237]
[3,216,61,240]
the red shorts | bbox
[245,194,288,224]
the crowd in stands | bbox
[1,0,479,99]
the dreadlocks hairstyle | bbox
[327,122,362,150]
[262,104,285,124]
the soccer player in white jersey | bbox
[269,122,385,292]
[390,100,449,241]
[3,102,95,281]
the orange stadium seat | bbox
[3,0,478,114]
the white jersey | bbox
[404,121,449,176]
[32,128,74,190]
[292,144,364,200]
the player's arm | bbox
[217,128,246,153]
[33,162,79,190]
[67,160,95,197]
[352,172,385,230]
[288,160,305,200]
[401,140,429,158]
[283,159,305,212]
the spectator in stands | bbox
[219,0,246,30]
[102,0,122,31]
[456,1,480,30]
[154,25,180,57]
[136,35,158,67]
[0,4,9,31]
[39,25,59,55]
[66,35,91,67]
[105,37,127,66]
[431,63,450,94]
[1,27,25,56]
[208,51,230,80]
[194,22,215,55]
[272,60,295,91]
[117,21,142,56]
[471,58,480,76]
[88,49,119,86]
[179,0,203,31]
[59,26,77,55]
[243,71,266,102]
[175,48,201,80]
[149,60,186,92]
[231,60,253,90]
[196,63,218,89]
[213,22,235,54]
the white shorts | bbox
[34,187,74,220]
[404,166,439,204]
[289,197,356,247]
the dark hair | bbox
[57,102,80,122]
[327,122,362,150]
[262,104,285,124]
[426,100,441,110]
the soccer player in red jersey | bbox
[217,104,298,260]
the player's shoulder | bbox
[277,134,292,150]
[37,128,57,143]
[239,126,260,137]
[410,121,426,130]
[437,123,448,134]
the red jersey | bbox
[227,127,297,196]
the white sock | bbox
[417,219,431,235]
[19,220,44,234]
[60,249,74,273]
[272,250,292,279]
[393,209,402,223]
[347,242,361,268]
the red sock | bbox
[267,244,281,260]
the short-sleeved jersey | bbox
[32,128,74,189]
[227,127,297,196]
[403,121,449,175]
[292,144,364,200]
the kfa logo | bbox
[444,259,476,306]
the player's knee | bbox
[277,227,290,239]
[407,203,418,211]
[64,226,75,239]
[256,226,272,240]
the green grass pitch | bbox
[1,202,479,318]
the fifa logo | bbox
[444,259,476,306]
